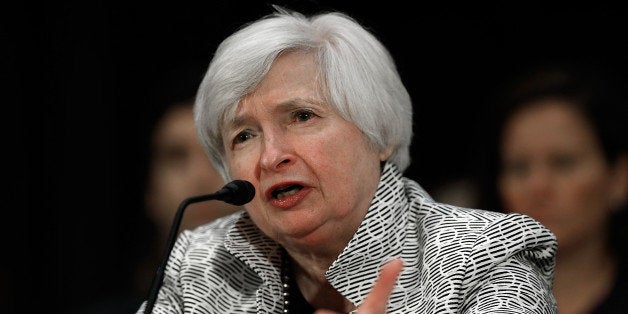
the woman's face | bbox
[498,99,618,251]
[146,104,242,234]
[221,52,388,251]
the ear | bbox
[379,146,395,162]
[609,153,628,211]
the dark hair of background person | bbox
[476,57,628,312]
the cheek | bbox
[303,137,336,168]
[310,136,365,177]
[152,168,179,196]
[225,147,258,180]
[315,132,380,194]
[498,177,523,212]
[500,188,522,214]
[562,172,611,214]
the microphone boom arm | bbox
[143,180,254,314]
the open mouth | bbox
[271,184,304,199]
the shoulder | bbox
[405,176,553,244]
[162,211,246,287]
[403,176,556,242]
[167,211,242,268]
[399,178,558,311]
[186,210,242,241]
[404,177,557,269]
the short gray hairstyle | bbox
[195,6,413,181]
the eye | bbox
[161,145,189,168]
[502,159,529,179]
[291,109,316,122]
[233,129,254,145]
[550,153,578,172]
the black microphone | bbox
[143,180,255,314]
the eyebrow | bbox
[227,97,322,130]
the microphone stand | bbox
[143,193,220,314]
[142,180,254,313]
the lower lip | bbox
[268,187,311,209]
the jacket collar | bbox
[223,162,417,303]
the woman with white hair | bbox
[138,6,557,313]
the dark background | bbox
[3,1,627,313]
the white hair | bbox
[195,6,413,181]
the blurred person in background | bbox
[144,99,243,242]
[479,59,628,313]
[76,66,242,314]
[135,99,244,293]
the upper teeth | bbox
[274,185,302,199]
[276,189,298,199]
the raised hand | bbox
[315,258,404,314]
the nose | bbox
[259,130,295,171]
[526,165,553,201]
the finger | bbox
[358,258,404,313]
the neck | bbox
[284,249,355,312]
[553,233,616,313]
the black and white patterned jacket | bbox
[138,162,557,313]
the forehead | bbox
[155,105,195,140]
[227,52,324,122]
[509,100,589,132]
[249,52,320,101]
[502,99,599,151]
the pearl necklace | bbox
[280,250,350,314]
[280,249,291,313]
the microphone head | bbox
[221,180,255,206]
